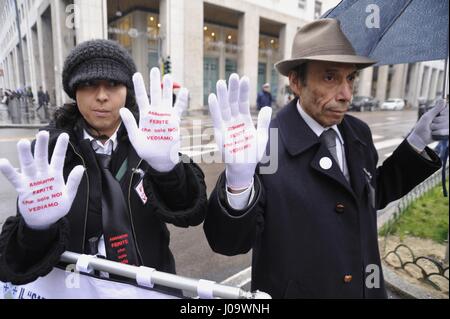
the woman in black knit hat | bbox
[0,39,207,292]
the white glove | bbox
[208,74,272,189]
[120,68,188,172]
[0,131,85,230]
[407,98,449,151]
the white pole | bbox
[60,251,271,299]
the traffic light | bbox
[164,57,171,74]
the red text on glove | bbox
[29,177,55,188]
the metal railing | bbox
[378,166,449,292]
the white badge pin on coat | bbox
[319,157,332,170]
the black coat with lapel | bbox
[0,121,207,285]
[204,98,441,298]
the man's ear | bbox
[288,71,301,97]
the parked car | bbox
[350,96,379,112]
[380,98,405,111]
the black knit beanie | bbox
[62,39,137,99]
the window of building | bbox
[225,58,237,81]
[203,23,222,53]
[314,1,322,19]
[224,27,238,54]
[109,12,161,71]
[147,14,160,50]
[109,15,133,50]
[259,35,279,59]
[298,0,307,10]
[147,14,160,69]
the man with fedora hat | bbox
[204,19,447,298]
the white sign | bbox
[1,267,180,299]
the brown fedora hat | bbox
[275,18,376,76]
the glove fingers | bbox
[239,76,251,116]
[239,76,253,124]
[65,165,85,203]
[431,129,449,136]
[430,123,449,133]
[150,67,162,108]
[427,98,447,118]
[34,131,50,174]
[256,107,273,132]
[208,93,222,130]
[256,107,273,162]
[213,127,224,156]
[0,158,22,190]
[228,73,240,117]
[50,133,70,173]
[17,139,36,178]
[120,107,140,147]
[432,115,448,124]
[208,94,224,154]
[173,88,189,119]
[133,72,151,119]
[162,74,173,107]
[217,80,231,121]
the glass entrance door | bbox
[204,57,219,106]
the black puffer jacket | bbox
[0,120,207,285]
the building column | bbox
[21,41,30,89]
[13,46,25,89]
[357,67,373,97]
[161,0,182,87]
[428,68,439,101]
[436,70,445,97]
[7,53,16,89]
[388,64,407,99]
[0,61,4,89]
[4,58,9,89]
[31,25,42,95]
[277,23,298,106]
[160,0,203,110]
[37,8,56,105]
[420,66,431,99]
[375,65,389,103]
[2,60,7,89]
[4,60,9,89]
[401,64,409,98]
[182,0,203,110]
[416,63,424,98]
[74,0,107,42]
[130,11,150,89]
[238,11,259,108]
[406,63,420,108]
[51,0,76,105]
[0,62,4,90]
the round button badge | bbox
[319,157,332,170]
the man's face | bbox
[76,80,127,137]
[290,61,357,127]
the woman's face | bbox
[75,80,127,137]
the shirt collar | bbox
[83,124,120,155]
[297,100,344,145]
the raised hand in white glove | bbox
[0,131,85,230]
[407,98,449,152]
[120,68,188,172]
[208,74,272,190]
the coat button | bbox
[344,275,353,283]
[335,203,345,214]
